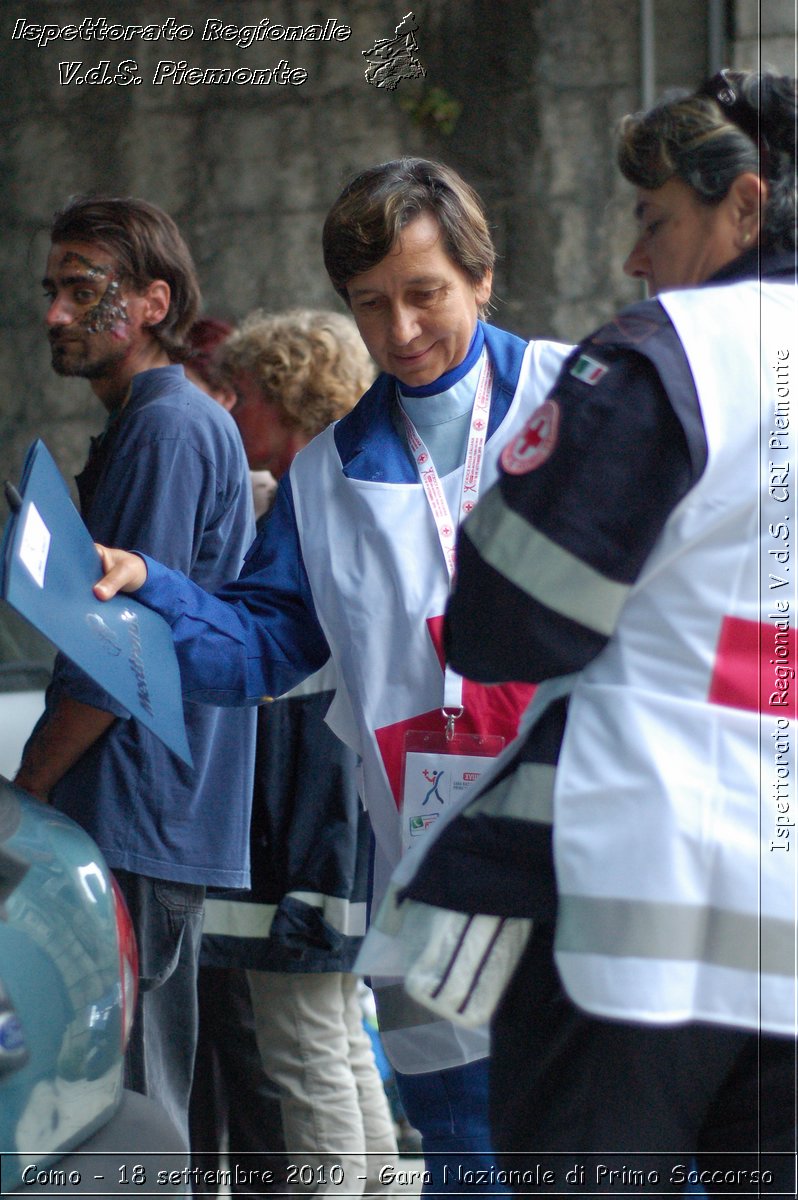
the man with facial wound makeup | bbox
[14,196,256,1148]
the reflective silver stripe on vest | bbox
[465,762,555,824]
[556,895,796,977]
[203,900,276,938]
[203,894,368,939]
[464,486,630,636]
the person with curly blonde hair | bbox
[192,308,398,1198]
[218,309,375,478]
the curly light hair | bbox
[218,308,375,437]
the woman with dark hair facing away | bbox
[391,69,797,1193]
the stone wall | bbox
[0,0,428,488]
[0,0,793,495]
[733,0,796,71]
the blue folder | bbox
[1,440,192,766]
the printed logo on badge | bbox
[501,399,560,475]
[409,813,439,836]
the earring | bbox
[742,231,751,245]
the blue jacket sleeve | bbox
[136,479,330,704]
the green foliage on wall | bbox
[399,85,462,136]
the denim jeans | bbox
[395,1058,506,1196]
[114,871,205,1150]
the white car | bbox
[0,601,52,780]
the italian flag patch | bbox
[570,354,609,385]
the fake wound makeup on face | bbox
[60,250,110,279]
[48,249,132,334]
[80,277,130,334]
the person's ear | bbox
[140,279,171,327]
[728,172,768,251]
[474,269,493,311]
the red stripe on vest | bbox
[709,615,797,718]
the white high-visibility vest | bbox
[553,279,798,1035]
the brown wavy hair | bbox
[323,158,496,315]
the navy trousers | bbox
[491,924,796,1197]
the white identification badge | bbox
[400,728,504,853]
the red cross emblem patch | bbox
[500,399,560,475]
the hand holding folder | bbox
[92,543,149,599]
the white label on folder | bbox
[19,502,51,588]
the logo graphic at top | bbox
[501,400,560,475]
[422,768,445,805]
[362,12,426,90]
